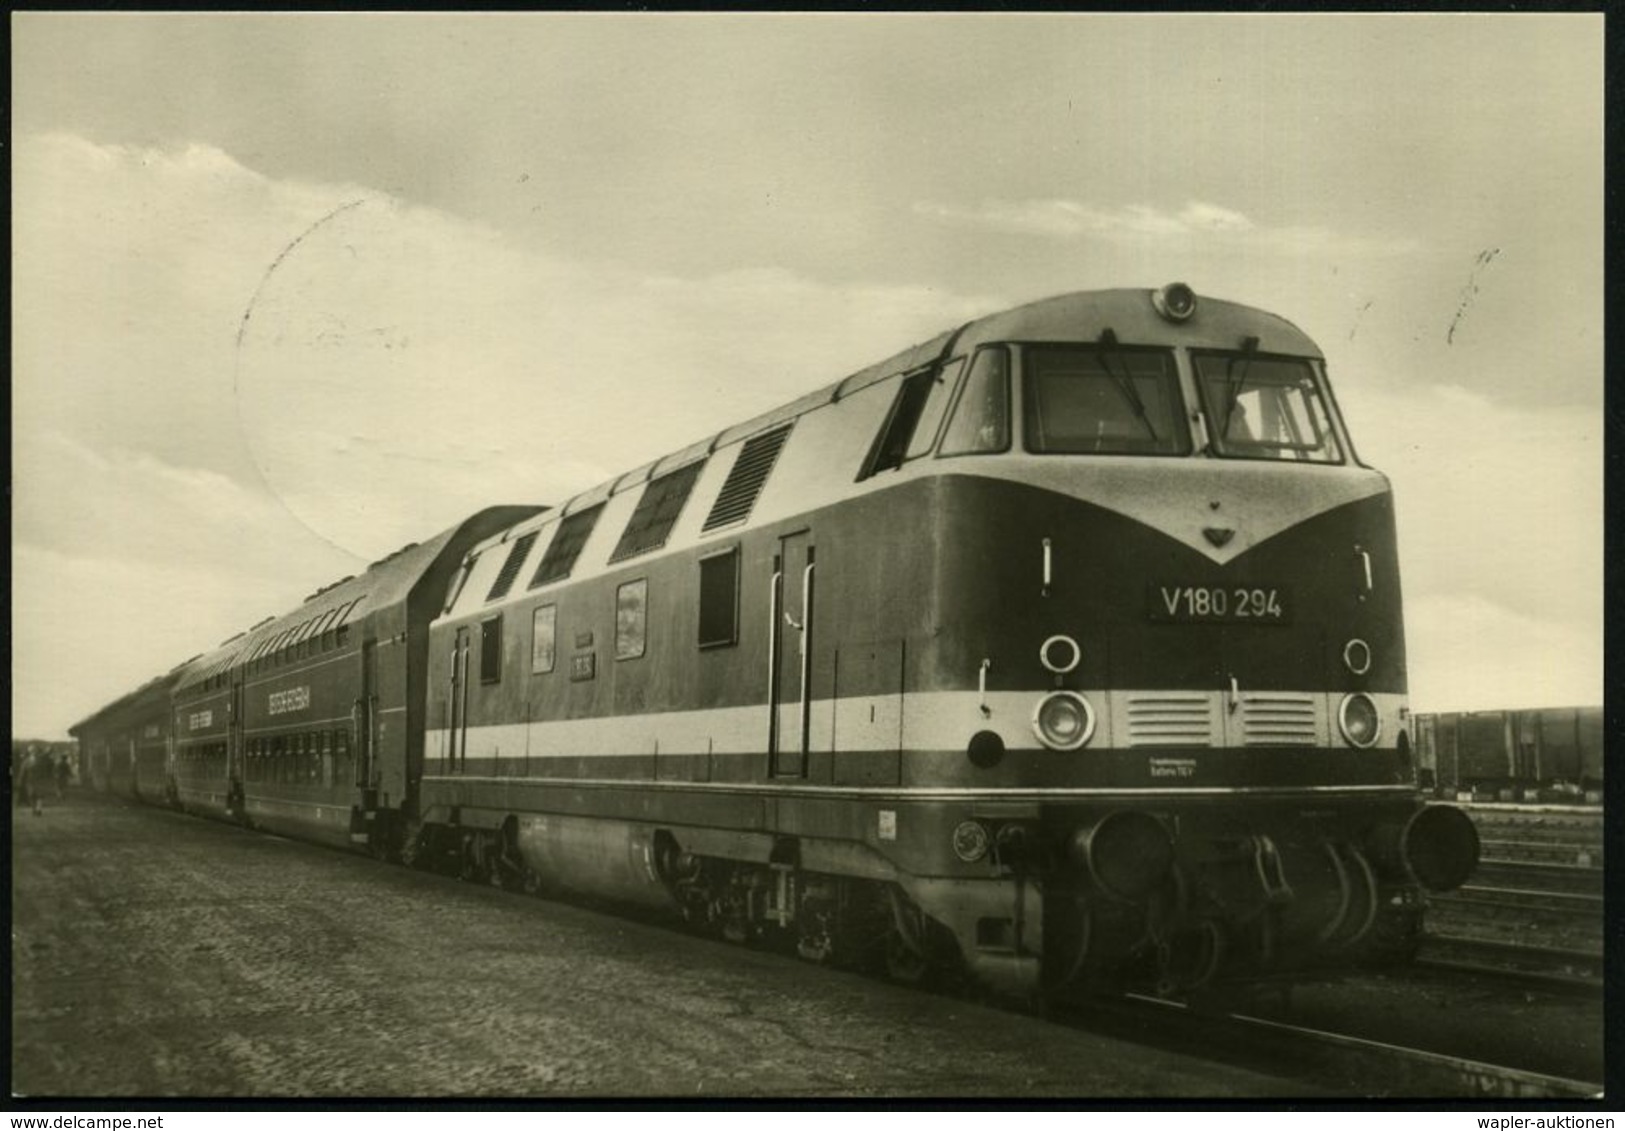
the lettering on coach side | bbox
[267,685,312,716]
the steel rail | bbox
[1109,993,1603,1099]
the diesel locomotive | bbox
[71,283,1480,1000]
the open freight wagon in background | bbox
[1413,706,1603,804]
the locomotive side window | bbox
[1023,346,1188,455]
[531,604,557,674]
[1192,353,1345,464]
[444,556,475,614]
[480,615,503,684]
[610,461,706,563]
[530,504,604,588]
[698,547,740,649]
[616,579,648,661]
[939,347,1011,456]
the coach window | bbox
[938,347,1011,456]
[532,605,557,674]
[335,730,351,790]
[480,615,503,684]
[616,579,648,661]
[698,548,740,649]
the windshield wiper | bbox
[1097,329,1157,441]
[1219,336,1261,439]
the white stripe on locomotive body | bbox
[419,776,1418,802]
[425,689,1408,762]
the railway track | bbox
[1424,850,1603,965]
[1067,993,1603,1099]
[1418,934,1603,990]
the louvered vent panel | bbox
[1126,693,1214,746]
[702,425,792,532]
[610,461,706,563]
[486,532,538,601]
[529,505,604,588]
[1240,694,1318,746]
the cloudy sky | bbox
[12,13,1603,738]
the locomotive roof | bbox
[174,506,540,692]
[480,285,1321,536]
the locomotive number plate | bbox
[1148,583,1290,624]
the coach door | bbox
[769,532,815,777]
[227,679,244,814]
[355,640,378,791]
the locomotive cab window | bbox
[1192,353,1345,464]
[1023,345,1189,455]
[939,347,1011,456]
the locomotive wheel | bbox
[398,818,428,870]
[883,889,931,984]
[884,934,929,985]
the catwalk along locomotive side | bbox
[418,283,1480,998]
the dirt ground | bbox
[12,792,1315,1099]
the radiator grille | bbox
[1126,693,1214,746]
[1240,694,1319,745]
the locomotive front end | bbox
[901,285,1478,996]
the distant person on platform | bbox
[54,753,70,799]
[17,746,43,815]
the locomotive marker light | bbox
[1039,634,1081,675]
[1032,690,1095,750]
[1342,638,1372,675]
[1151,282,1198,322]
[1338,692,1382,748]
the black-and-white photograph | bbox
[10,12,1607,1106]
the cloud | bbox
[1404,593,1600,712]
[915,197,1419,257]
[13,131,1009,733]
[1334,379,1601,710]
[12,130,1599,735]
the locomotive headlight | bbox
[1338,692,1382,748]
[1151,282,1198,322]
[952,820,991,863]
[1033,691,1095,751]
